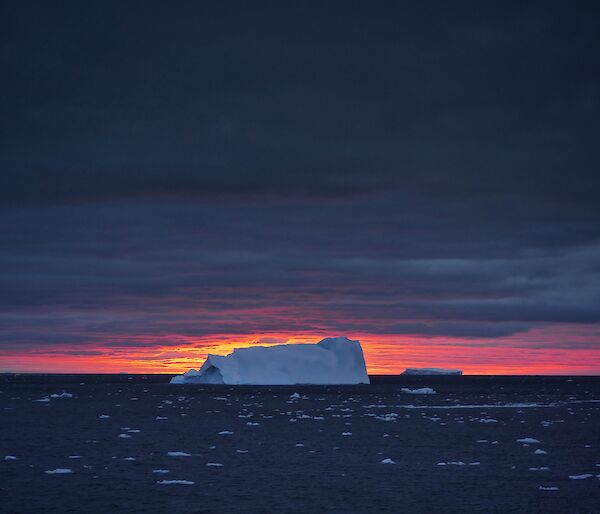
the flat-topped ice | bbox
[170,336,370,385]
[401,368,463,376]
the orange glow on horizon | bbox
[1,330,599,375]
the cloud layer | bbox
[1,2,599,372]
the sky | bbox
[1,2,600,374]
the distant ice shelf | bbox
[401,368,463,376]
[170,336,369,385]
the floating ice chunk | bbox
[153,469,170,474]
[401,387,436,395]
[170,337,369,385]
[290,392,301,400]
[342,432,352,436]
[236,450,248,453]
[4,455,17,460]
[99,415,110,419]
[167,452,191,457]
[68,455,82,459]
[381,458,396,464]
[517,438,540,444]
[218,431,234,435]
[123,457,136,461]
[44,469,73,474]
[539,486,559,491]
[534,449,548,455]
[157,480,194,485]
[569,474,593,480]
[118,434,132,439]
[156,416,168,420]
[50,392,73,398]
[206,462,223,467]
[34,398,50,403]
[402,368,462,376]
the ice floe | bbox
[400,387,436,395]
[50,392,73,398]
[517,438,540,444]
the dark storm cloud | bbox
[0,2,599,354]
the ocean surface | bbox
[1,374,599,513]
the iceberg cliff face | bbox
[170,337,370,385]
[401,368,462,376]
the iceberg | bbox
[401,368,462,376]
[170,336,369,385]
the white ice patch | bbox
[44,468,73,474]
[50,392,73,398]
[517,438,540,444]
[167,452,191,457]
[569,474,593,480]
[437,461,480,466]
[400,388,436,395]
[381,458,396,464]
[153,469,170,474]
[4,455,17,460]
[157,480,194,485]
[170,336,369,385]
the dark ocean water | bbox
[1,374,599,513]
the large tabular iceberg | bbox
[170,336,369,385]
[401,368,462,376]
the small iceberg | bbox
[401,368,462,376]
[401,387,436,395]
